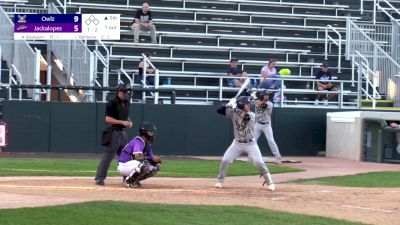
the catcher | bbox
[117,122,161,188]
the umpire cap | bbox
[116,84,129,93]
[237,96,250,109]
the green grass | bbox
[0,201,366,225]
[0,158,303,178]
[293,171,400,188]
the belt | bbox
[257,121,269,125]
[111,127,126,131]
[236,139,254,143]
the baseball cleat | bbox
[266,183,276,191]
[214,182,223,189]
[122,177,132,188]
[275,157,282,165]
[95,180,105,186]
[131,181,142,188]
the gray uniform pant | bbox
[397,132,400,154]
[217,140,270,183]
[254,123,281,158]
[95,130,128,183]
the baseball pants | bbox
[118,160,159,176]
[95,130,128,183]
[217,140,270,183]
[254,123,281,158]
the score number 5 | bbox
[74,16,79,32]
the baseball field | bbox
[0,155,399,225]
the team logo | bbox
[16,25,27,31]
[17,15,27,23]
[235,119,248,131]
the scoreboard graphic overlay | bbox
[14,14,120,40]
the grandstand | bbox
[0,0,399,108]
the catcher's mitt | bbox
[151,155,162,164]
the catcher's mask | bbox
[139,121,158,142]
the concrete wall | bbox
[3,101,345,156]
[326,111,400,161]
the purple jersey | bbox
[118,136,154,163]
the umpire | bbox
[95,84,133,186]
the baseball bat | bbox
[234,79,251,99]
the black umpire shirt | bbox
[105,96,130,129]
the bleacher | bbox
[71,0,358,105]
[1,0,399,107]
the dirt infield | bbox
[0,157,399,225]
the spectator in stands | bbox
[136,52,156,86]
[389,121,400,129]
[132,3,157,43]
[227,58,248,87]
[314,61,337,105]
[259,58,281,89]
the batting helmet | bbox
[237,96,250,109]
[139,122,158,142]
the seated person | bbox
[388,121,400,154]
[117,122,161,188]
[314,61,337,105]
[259,58,281,89]
[227,58,248,87]
[135,52,157,86]
[389,121,400,129]
[132,3,157,43]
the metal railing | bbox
[371,0,400,63]
[9,64,23,100]
[0,5,14,70]
[70,1,359,22]
[2,84,177,104]
[94,40,110,102]
[0,5,41,100]
[325,25,342,73]
[142,53,160,104]
[373,0,400,26]
[2,5,48,14]
[151,74,359,108]
[48,3,96,101]
[346,18,400,103]
[352,51,381,109]
[356,22,393,53]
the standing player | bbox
[254,90,282,164]
[215,96,275,191]
[117,122,161,188]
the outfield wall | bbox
[3,101,345,156]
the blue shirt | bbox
[227,67,243,76]
[315,70,332,84]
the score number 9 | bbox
[74,16,80,32]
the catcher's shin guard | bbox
[135,164,160,182]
